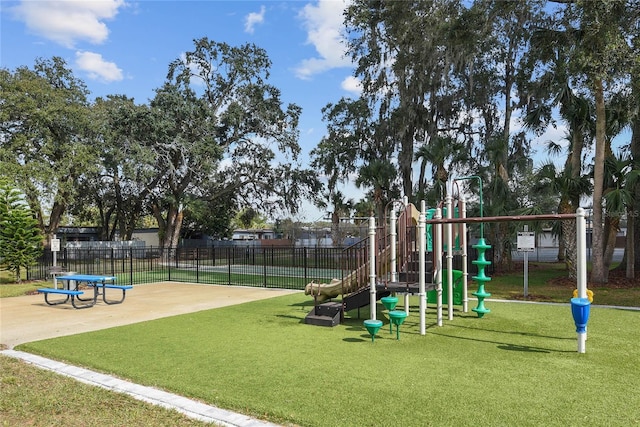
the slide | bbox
[304,278,343,302]
[304,242,382,302]
[304,267,362,302]
[305,203,419,304]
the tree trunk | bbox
[557,198,568,263]
[554,117,584,275]
[331,211,342,248]
[151,203,167,252]
[626,206,635,279]
[495,223,512,273]
[159,205,180,250]
[631,80,640,276]
[123,203,141,241]
[417,158,427,200]
[602,215,619,279]
[590,77,607,283]
[400,132,414,202]
[170,208,184,249]
[559,200,576,278]
[557,237,565,262]
[634,176,640,278]
[46,198,66,237]
[375,192,385,230]
[570,128,584,188]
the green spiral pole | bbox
[456,175,491,318]
[471,238,491,318]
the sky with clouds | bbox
[2,1,359,96]
[2,0,624,220]
[1,0,364,219]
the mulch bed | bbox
[490,262,639,302]
[548,268,640,289]
[499,261,639,290]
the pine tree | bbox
[0,182,43,282]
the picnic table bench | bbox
[37,274,132,309]
[37,288,90,309]
[92,282,134,305]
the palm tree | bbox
[564,2,636,284]
[524,1,638,283]
[477,132,532,272]
[327,190,354,248]
[603,151,639,279]
[533,160,591,278]
[355,159,398,224]
[630,47,640,278]
[414,136,468,206]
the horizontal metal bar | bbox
[425,213,577,224]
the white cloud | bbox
[341,75,361,94]
[75,51,123,82]
[244,5,266,34]
[295,0,353,79]
[12,0,126,48]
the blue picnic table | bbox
[38,274,132,309]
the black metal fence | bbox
[29,246,347,290]
[28,241,496,291]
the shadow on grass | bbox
[427,330,574,353]
[445,323,574,341]
[287,300,315,308]
[344,336,368,343]
[289,296,316,307]
[341,315,572,353]
[496,344,551,353]
[275,314,308,323]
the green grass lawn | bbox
[0,355,214,426]
[16,293,640,426]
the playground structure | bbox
[305,194,471,328]
[304,187,591,352]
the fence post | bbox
[303,247,308,285]
[228,246,232,285]
[129,247,134,285]
[196,247,200,283]
[167,248,171,282]
[263,247,267,287]
[314,247,318,269]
